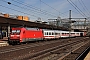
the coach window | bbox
[55,33,57,35]
[49,32,51,35]
[62,33,64,35]
[52,32,53,35]
[72,33,74,34]
[47,32,48,35]
[55,33,56,35]
[77,33,79,35]
[46,32,47,35]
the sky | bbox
[0,0,90,22]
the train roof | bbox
[43,29,69,32]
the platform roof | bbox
[0,16,68,30]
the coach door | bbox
[80,33,83,37]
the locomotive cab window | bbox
[11,30,21,34]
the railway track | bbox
[0,37,89,60]
[23,37,89,60]
[59,40,90,60]
[0,39,67,54]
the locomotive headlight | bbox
[16,35,20,37]
[11,35,14,37]
[16,35,20,38]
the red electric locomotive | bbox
[9,27,86,44]
[9,27,43,44]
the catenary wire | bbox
[67,0,86,17]
[69,0,87,17]
[11,0,57,17]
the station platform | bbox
[84,51,90,60]
[0,37,9,47]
